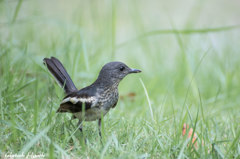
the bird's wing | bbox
[57,92,98,113]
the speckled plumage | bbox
[64,83,119,121]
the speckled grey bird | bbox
[43,57,141,136]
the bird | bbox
[43,57,141,136]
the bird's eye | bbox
[119,66,125,71]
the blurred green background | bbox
[0,0,240,158]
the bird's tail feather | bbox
[43,57,77,94]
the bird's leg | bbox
[77,120,87,144]
[77,120,83,132]
[98,119,102,137]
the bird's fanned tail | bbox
[43,57,77,94]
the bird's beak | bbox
[129,68,142,73]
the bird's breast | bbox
[74,107,108,121]
[74,88,119,121]
[97,88,119,110]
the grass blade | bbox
[12,0,23,23]
[20,126,50,154]
[140,78,155,122]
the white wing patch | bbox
[61,96,97,105]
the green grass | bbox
[1,0,240,158]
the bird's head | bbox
[97,61,141,85]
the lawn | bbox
[0,0,240,158]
